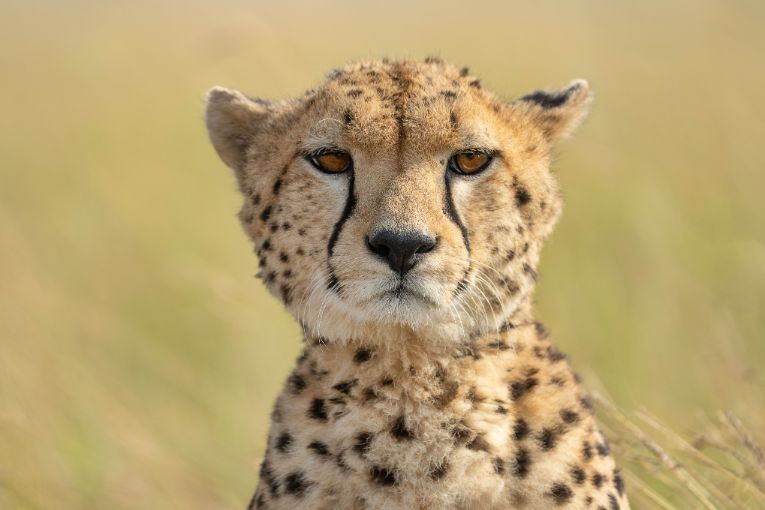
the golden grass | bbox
[1,0,763,508]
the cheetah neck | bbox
[296,297,539,396]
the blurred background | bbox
[1,0,763,508]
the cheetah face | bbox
[206,60,591,344]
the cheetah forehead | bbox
[298,59,505,155]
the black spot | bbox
[450,422,472,444]
[347,89,363,98]
[571,466,586,485]
[512,447,531,478]
[510,377,538,400]
[288,373,306,394]
[391,416,413,440]
[597,440,611,457]
[248,491,266,509]
[440,90,457,99]
[370,466,397,486]
[457,344,482,360]
[548,347,567,362]
[343,109,354,125]
[496,405,508,414]
[469,79,481,88]
[492,457,505,475]
[278,252,289,263]
[354,432,373,455]
[592,472,604,488]
[326,270,340,292]
[275,432,293,453]
[467,435,490,452]
[539,428,558,450]
[307,441,331,457]
[362,387,379,402]
[523,263,538,281]
[272,178,282,195]
[380,377,393,386]
[353,348,372,363]
[614,470,625,496]
[284,472,312,496]
[548,483,573,505]
[261,239,272,251]
[279,284,292,304]
[513,418,530,441]
[307,398,328,421]
[487,340,510,351]
[332,379,358,394]
[259,461,279,496]
[561,409,580,424]
[534,321,549,338]
[609,493,621,510]
[335,450,350,471]
[515,186,531,206]
[459,66,470,76]
[583,441,593,460]
[260,206,272,222]
[581,395,594,412]
[433,379,459,409]
[520,88,573,109]
[429,460,450,480]
[251,193,261,205]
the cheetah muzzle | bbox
[206,58,630,510]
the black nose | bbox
[367,229,437,275]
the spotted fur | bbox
[206,58,629,509]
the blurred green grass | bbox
[0,0,763,508]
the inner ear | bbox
[511,79,592,144]
[205,86,271,176]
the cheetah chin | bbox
[206,58,629,510]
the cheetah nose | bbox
[366,229,437,275]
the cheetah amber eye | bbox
[450,151,493,175]
[309,151,352,174]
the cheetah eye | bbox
[449,150,494,175]
[307,150,353,174]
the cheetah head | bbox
[206,59,591,345]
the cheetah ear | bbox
[510,79,592,144]
[205,86,272,174]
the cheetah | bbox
[205,58,630,510]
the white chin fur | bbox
[288,270,519,346]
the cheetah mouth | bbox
[378,280,439,307]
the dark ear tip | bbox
[566,79,593,104]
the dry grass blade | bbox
[594,394,720,510]
[724,410,765,471]
[623,471,679,510]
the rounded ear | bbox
[510,79,593,144]
[205,86,271,173]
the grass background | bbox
[1,0,763,508]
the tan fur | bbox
[205,58,629,509]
